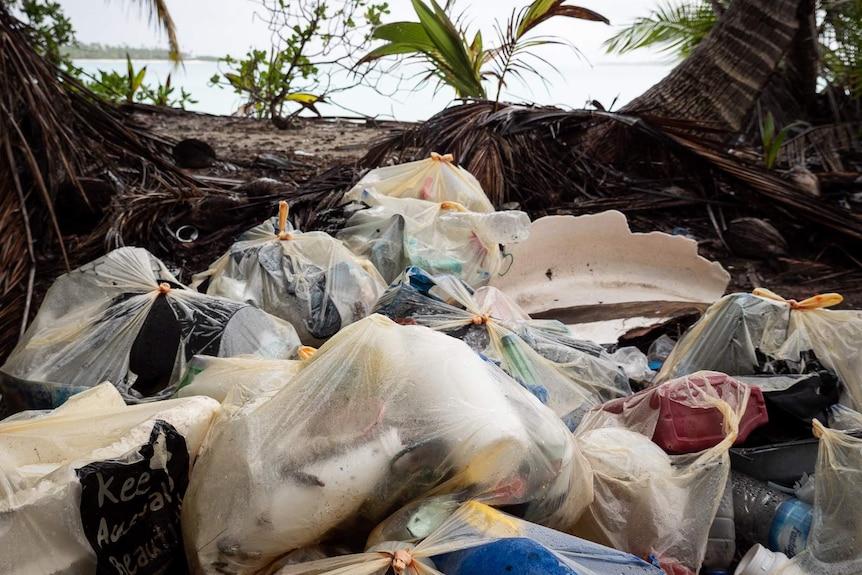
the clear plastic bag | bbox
[374,267,632,430]
[174,354,305,403]
[337,190,530,287]
[571,371,749,575]
[774,409,862,575]
[182,314,591,575]
[1,247,300,410]
[0,383,219,575]
[265,501,664,575]
[193,202,386,345]
[344,153,496,213]
[658,289,862,410]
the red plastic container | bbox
[601,374,769,454]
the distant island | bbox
[63,42,219,61]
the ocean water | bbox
[75,59,674,121]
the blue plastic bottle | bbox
[769,498,813,558]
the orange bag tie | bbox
[389,548,415,574]
[753,287,843,310]
[297,346,316,360]
[471,307,494,326]
[440,200,467,212]
[430,151,454,163]
[157,282,172,294]
[277,200,293,240]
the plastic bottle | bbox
[732,471,813,558]
[703,481,736,573]
[734,544,789,575]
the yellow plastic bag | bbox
[264,501,663,575]
[182,314,590,575]
[344,153,495,213]
[0,384,219,574]
[659,290,862,410]
[773,407,862,575]
[572,371,749,575]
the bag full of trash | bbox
[336,189,530,287]
[770,407,862,575]
[375,267,632,429]
[193,201,386,345]
[173,353,308,403]
[0,246,300,413]
[571,371,750,575]
[658,289,862,410]
[343,152,495,213]
[0,383,219,575]
[182,314,592,575]
[264,501,664,575]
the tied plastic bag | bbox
[773,408,862,575]
[572,371,750,575]
[174,354,307,403]
[265,501,664,575]
[0,383,219,575]
[0,247,300,412]
[343,152,495,213]
[659,289,862,410]
[193,202,386,344]
[182,314,591,575]
[374,267,632,429]
[337,189,530,287]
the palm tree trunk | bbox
[620,0,802,131]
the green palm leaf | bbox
[603,0,717,59]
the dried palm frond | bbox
[361,101,862,244]
[0,9,209,361]
[362,100,612,209]
[780,123,862,171]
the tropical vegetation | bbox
[605,0,862,100]
[357,0,608,104]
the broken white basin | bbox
[491,211,730,343]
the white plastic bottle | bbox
[734,544,790,575]
[703,481,736,574]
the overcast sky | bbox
[57,0,667,62]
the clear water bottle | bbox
[703,480,736,574]
[732,471,813,558]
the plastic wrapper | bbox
[343,153,495,213]
[572,371,750,575]
[336,190,530,287]
[658,289,862,410]
[0,247,300,411]
[774,408,862,575]
[265,501,664,575]
[193,202,386,344]
[182,314,592,575]
[374,267,632,429]
[0,383,219,575]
